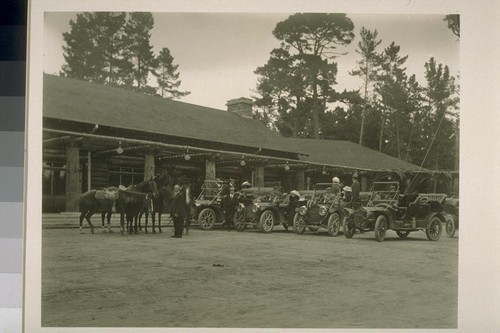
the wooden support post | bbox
[254,164,264,187]
[205,158,216,180]
[361,176,368,192]
[144,152,155,181]
[65,140,81,212]
[295,169,305,191]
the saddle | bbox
[95,188,118,200]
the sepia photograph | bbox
[24,0,476,331]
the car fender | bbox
[426,211,446,224]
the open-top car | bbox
[292,183,347,237]
[443,197,459,237]
[344,181,447,241]
[233,187,289,233]
[192,180,225,230]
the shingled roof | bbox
[43,74,299,155]
[290,138,424,172]
[43,74,426,173]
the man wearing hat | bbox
[351,173,361,209]
[331,177,341,195]
[287,190,301,231]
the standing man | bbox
[351,173,361,209]
[170,184,186,238]
[287,190,301,230]
[221,186,238,229]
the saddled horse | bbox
[79,186,118,234]
[78,179,158,234]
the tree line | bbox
[60,12,189,99]
[59,12,459,171]
[253,13,459,171]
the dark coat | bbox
[170,191,186,219]
[351,179,361,202]
[222,193,239,213]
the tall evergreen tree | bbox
[421,57,457,170]
[349,27,382,145]
[154,47,190,99]
[444,14,460,39]
[61,13,100,81]
[91,12,128,85]
[254,13,355,138]
[121,12,157,92]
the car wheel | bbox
[396,230,410,239]
[374,215,387,242]
[344,217,355,239]
[198,208,216,230]
[445,217,456,238]
[293,213,306,234]
[233,211,247,232]
[259,210,274,233]
[327,212,341,237]
[426,216,443,241]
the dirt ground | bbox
[42,224,458,329]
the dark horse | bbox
[115,189,152,235]
[138,184,174,234]
[78,179,158,234]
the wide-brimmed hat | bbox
[332,177,340,184]
[343,186,352,192]
[241,181,252,187]
[290,190,300,197]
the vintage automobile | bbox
[192,179,226,230]
[292,183,347,237]
[443,197,459,237]
[233,187,290,233]
[343,181,447,241]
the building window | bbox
[43,162,66,196]
[108,166,144,187]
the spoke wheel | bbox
[344,216,355,239]
[327,212,341,237]
[259,210,275,233]
[233,211,247,232]
[293,213,306,234]
[396,230,411,239]
[445,217,456,238]
[374,215,387,242]
[426,216,443,241]
[198,208,216,230]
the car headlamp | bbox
[319,206,327,216]
[299,206,307,216]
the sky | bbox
[44,12,459,110]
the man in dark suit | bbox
[221,186,238,229]
[170,184,186,238]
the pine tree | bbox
[61,13,99,81]
[121,12,157,93]
[349,27,382,145]
[154,47,190,99]
[254,13,355,138]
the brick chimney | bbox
[226,97,254,119]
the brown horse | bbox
[115,189,152,235]
[139,184,174,234]
[78,179,158,234]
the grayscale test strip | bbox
[0,1,26,332]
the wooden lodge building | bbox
[42,74,458,213]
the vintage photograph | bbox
[38,8,459,329]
